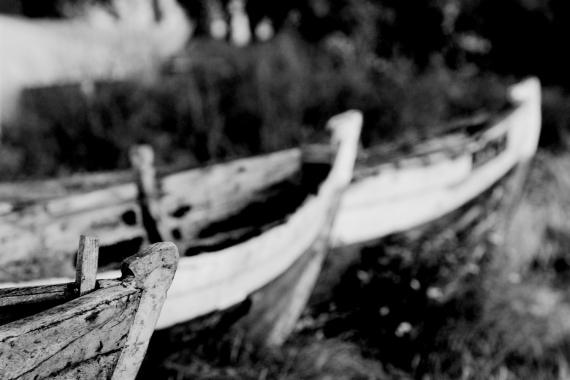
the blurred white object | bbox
[229,0,250,46]
[0,0,193,129]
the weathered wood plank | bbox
[0,282,138,378]
[0,283,75,326]
[130,145,165,243]
[0,201,145,268]
[13,293,139,380]
[0,284,70,308]
[50,351,121,380]
[157,148,302,247]
[0,170,134,203]
[75,235,99,296]
[111,242,179,380]
[0,241,178,380]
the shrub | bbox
[1,31,510,180]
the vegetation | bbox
[0,31,510,180]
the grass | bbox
[0,31,510,181]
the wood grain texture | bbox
[111,242,179,380]
[0,241,179,380]
[130,145,167,243]
[0,284,71,308]
[0,283,74,326]
[0,169,133,202]
[0,283,139,379]
[0,183,143,267]
[158,148,302,250]
[75,235,99,296]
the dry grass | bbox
[0,32,510,180]
[151,338,394,380]
[505,151,570,271]
[422,150,570,379]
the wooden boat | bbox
[301,79,543,357]
[0,110,362,346]
[0,235,178,380]
[331,77,541,247]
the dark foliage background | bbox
[0,0,524,179]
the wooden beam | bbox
[75,235,99,296]
[130,145,164,243]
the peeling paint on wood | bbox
[0,241,179,380]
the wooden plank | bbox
[0,172,135,204]
[130,145,165,243]
[349,154,472,205]
[12,293,139,380]
[0,201,145,268]
[0,283,138,379]
[51,351,120,380]
[45,184,137,217]
[157,149,302,246]
[0,241,178,380]
[0,172,141,271]
[75,235,99,296]
[0,284,70,307]
[0,283,74,326]
[111,242,179,380]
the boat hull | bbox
[309,159,531,343]
[0,111,363,355]
[331,77,541,247]
[0,242,178,380]
[138,213,337,377]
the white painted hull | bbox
[0,111,362,339]
[331,77,542,247]
[0,77,541,337]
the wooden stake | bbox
[130,145,165,243]
[129,145,157,206]
[75,235,99,296]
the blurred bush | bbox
[1,30,510,180]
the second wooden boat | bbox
[331,77,541,247]
[0,110,362,347]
